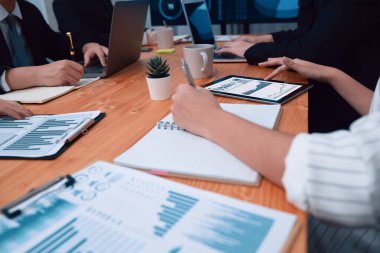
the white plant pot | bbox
[146,75,171,100]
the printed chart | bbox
[0,111,100,157]
[0,162,296,253]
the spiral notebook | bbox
[114,103,282,186]
[0,78,99,104]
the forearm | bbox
[251,34,274,43]
[327,68,373,115]
[204,110,295,186]
[6,66,41,90]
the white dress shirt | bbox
[0,3,23,93]
[283,77,380,228]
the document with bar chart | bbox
[0,111,103,159]
[0,161,298,253]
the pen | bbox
[181,59,196,87]
[66,32,76,61]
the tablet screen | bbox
[205,76,304,102]
[207,77,302,101]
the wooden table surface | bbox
[0,44,308,252]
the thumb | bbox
[96,50,107,67]
[84,53,90,67]
[102,46,109,56]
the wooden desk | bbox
[0,45,308,252]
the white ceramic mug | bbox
[183,44,214,78]
[156,27,174,49]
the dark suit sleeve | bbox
[53,0,110,52]
[0,67,6,94]
[21,0,70,62]
[244,0,378,65]
[271,0,317,42]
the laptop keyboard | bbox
[84,65,105,74]
[214,52,238,59]
[214,47,239,59]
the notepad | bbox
[114,103,281,186]
[0,78,99,103]
[155,48,176,55]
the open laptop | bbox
[84,0,149,78]
[181,0,247,63]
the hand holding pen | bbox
[172,60,222,136]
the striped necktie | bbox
[5,14,34,67]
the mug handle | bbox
[200,52,208,72]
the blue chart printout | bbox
[206,77,301,101]
[0,111,100,158]
[0,162,297,253]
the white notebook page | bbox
[114,104,281,185]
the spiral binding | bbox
[157,121,183,131]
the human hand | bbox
[34,60,84,86]
[259,57,336,82]
[215,41,254,58]
[0,99,33,119]
[234,34,274,44]
[83,43,109,67]
[171,85,222,138]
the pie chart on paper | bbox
[254,0,299,18]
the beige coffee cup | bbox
[156,27,174,49]
[183,44,214,78]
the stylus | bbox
[181,59,196,87]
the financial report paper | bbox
[0,162,297,253]
[0,111,101,158]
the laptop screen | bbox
[183,1,215,45]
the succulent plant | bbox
[145,56,170,78]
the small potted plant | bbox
[145,56,171,100]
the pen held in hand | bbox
[181,59,196,87]
[66,32,76,61]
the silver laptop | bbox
[181,0,247,63]
[84,0,149,78]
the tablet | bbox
[203,75,313,104]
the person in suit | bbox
[0,0,108,94]
[53,0,113,59]
[235,0,320,45]
[217,0,380,133]
[171,57,380,252]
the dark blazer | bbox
[244,0,380,133]
[0,0,71,94]
[271,0,327,42]
[53,0,113,55]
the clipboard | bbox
[0,161,300,253]
[0,112,105,160]
[42,112,105,160]
[1,175,76,219]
